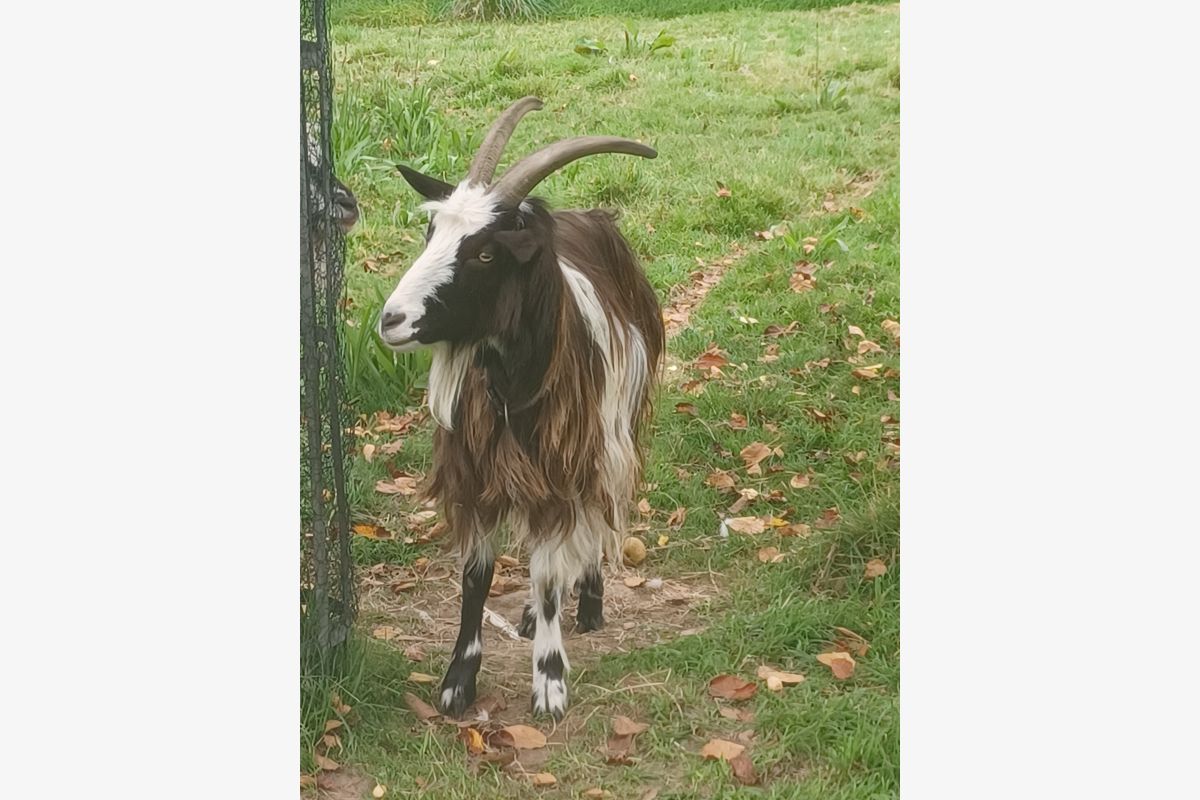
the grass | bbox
[313,2,899,797]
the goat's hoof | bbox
[576,609,605,633]
[530,678,568,721]
[517,604,537,640]
[436,677,476,719]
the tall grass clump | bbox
[342,294,431,414]
[450,0,556,22]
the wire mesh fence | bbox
[301,0,355,656]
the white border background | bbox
[2,1,1199,796]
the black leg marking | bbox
[541,584,558,623]
[536,650,565,682]
[576,564,605,633]
[436,551,493,718]
[518,601,536,639]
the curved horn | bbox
[466,96,544,186]
[490,136,657,207]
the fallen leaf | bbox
[362,443,376,462]
[583,789,611,799]
[766,675,783,691]
[408,672,438,684]
[371,625,400,640]
[354,523,392,540]
[694,345,729,371]
[666,507,687,529]
[756,665,805,685]
[675,402,698,415]
[815,507,841,528]
[606,733,637,765]
[729,752,760,785]
[725,516,766,535]
[637,498,653,516]
[864,559,887,578]
[300,775,316,788]
[851,364,882,380]
[461,727,486,755]
[816,651,857,680]
[323,719,343,733]
[717,705,755,722]
[706,470,737,491]
[372,785,386,798]
[640,790,660,800]
[729,412,748,429]
[379,440,403,456]
[314,753,340,771]
[757,546,785,563]
[833,627,871,657]
[531,772,557,787]
[375,476,419,496]
[502,724,547,750]
[857,339,884,355]
[789,473,811,489]
[715,185,732,198]
[740,442,772,475]
[763,321,799,338]
[403,644,426,662]
[612,716,651,736]
[700,738,746,761]
[882,319,900,341]
[404,692,440,722]
[681,379,704,395]
[708,674,758,701]
[623,575,645,588]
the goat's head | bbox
[307,134,360,234]
[378,97,655,352]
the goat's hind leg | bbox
[528,546,570,720]
[575,561,605,633]
[436,541,493,718]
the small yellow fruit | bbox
[372,785,386,798]
[622,536,647,566]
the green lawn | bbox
[313,2,899,798]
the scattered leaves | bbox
[531,772,557,787]
[756,665,805,686]
[789,473,811,489]
[666,507,687,529]
[375,475,419,496]
[816,651,857,680]
[851,364,882,380]
[728,412,748,429]
[814,507,841,528]
[500,724,547,750]
[694,345,730,372]
[353,523,392,541]
[780,522,812,538]
[729,752,760,785]
[313,753,340,772]
[882,319,900,341]
[461,727,486,755]
[864,558,888,578]
[623,575,645,588]
[637,498,653,516]
[362,443,376,462]
[674,402,698,415]
[706,470,737,492]
[708,674,758,701]
[833,626,871,657]
[612,716,650,736]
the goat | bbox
[306,132,360,236]
[379,97,663,719]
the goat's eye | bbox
[477,251,494,263]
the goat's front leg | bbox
[529,550,569,720]
[436,542,493,718]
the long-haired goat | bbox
[380,97,663,719]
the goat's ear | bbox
[397,164,454,201]
[493,229,542,264]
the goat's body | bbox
[422,207,663,718]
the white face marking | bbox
[379,182,499,351]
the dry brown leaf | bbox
[531,772,557,787]
[882,319,900,341]
[681,379,704,395]
[612,716,651,736]
[403,644,426,662]
[781,523,812,538]
[766,675,783,691]
[864,559,888,578]
[362,443,376,462]
[851,364,882,380]
[717,705,755,722]
[379,440,404,456]
[757,546,785,563]
[404,692,440,722]
[706,470,737,491]
[371,625,400,640]
[816,651,857,680]
[502,724,547,750]
[666,506,687,529]
[857,339,884,355]
[789,473,811,489]
[639,790,660,800]
[725,516,766,535]
[583,790,610,799]
[694,346,729,371]
[606,733,636,765]
[729,412,748,429]
[323,719,343,733]
[729,752,760,785]
[637,498,653,516]
[739,442,772,475]
[815,507,841,528]
[300,775,316,789]
[708,674,758,701]
[700,738,746,761]
[460,726,486,755]
[313,754,340,772]
[847,324,865,337]
[375,476,419,496]
[408,672,438,684]
[674,402,698,416]
[833,627,871,658]
[623,575,646,588]
[353,523,392,540]
[715,185,732,198]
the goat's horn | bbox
[466,96,544,186]
[490,136,657,207]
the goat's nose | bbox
[381,310,407,331]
